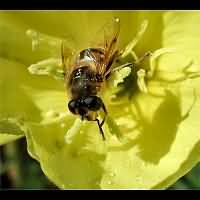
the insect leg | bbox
[94,103,108,140]
[81,115,84,121]
[106,50,119,71]
[100,102,107,127]
[111,51,152,74]
[135,51,152,65]
[96,118,106,140]
[61,41,67,79]
[84,111,106,140]
[104,50,119,78]
[111,62,133,73]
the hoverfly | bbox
[62,17,128,140]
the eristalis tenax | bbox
[62,17,133,140]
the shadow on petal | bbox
[109,90,185,165]
[134,90,181,164]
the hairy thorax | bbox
[69,66,103,99]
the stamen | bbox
[28,58,64,80]
[26,29,40,51]
[121,20,149,58]
[137,69,148,93]
[149,48,177,78]
[64,118,82,144]
[26,29,62,56]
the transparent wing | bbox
[88,17,120,75]
[104,17,120,57]
[89,17,120,49]
[61,39,76,85]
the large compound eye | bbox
[83,96,102,111]
[68,100,77,114]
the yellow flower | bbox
[0,11,200,189]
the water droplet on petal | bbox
[95,181,100,186]
[125,107,129,112]
[107,180,112,185]
[135,176,143,184]
[46,110,59,118]
[141,161,147,168]
[61,123,66,128]
[48,40,57,47]
[110,172,116,177]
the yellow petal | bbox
[1,11,200,189]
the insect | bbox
[61,17,128,140]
